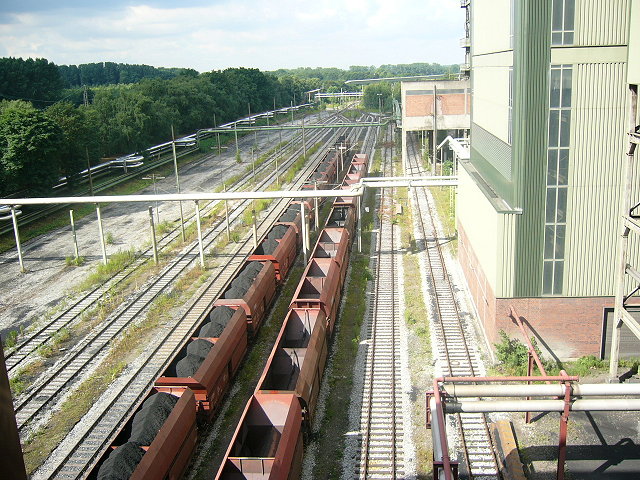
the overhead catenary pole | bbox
[171,125,186,241]
[223,183,230,241]
[214,113,221,155]
[95,204,107,265]
[252,203,258,249]
[234,121,239,159]
[302,114,307,158]
[194,201,205,267]
[148,206,158,264]
[86,147,94,196]
[69,209,79,261]
[300,202,308,264]
[314,181,319,231]
[357,195,362,253]
[11,207,25,273]
[433,84,438,174]
[142,174,165,224]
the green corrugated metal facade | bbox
[465,0,633,299]
[511,0,551,296]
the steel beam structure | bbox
[609,82,640,379]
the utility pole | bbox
[86,147,94,196]
[214,112,221,155]
[172,125,186,241]
[142,174,165,224]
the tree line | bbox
[0,57,458,198]
[0,59,325,197]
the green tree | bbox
[45,102,100,188]
[0,100,63,195]
[0,57,63,107]
[363,82,393,111]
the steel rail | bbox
[44,122,364,479]
[405,133,499,478]
[359,122,403,478]
[5,116,342,377]
[14,119,346,436]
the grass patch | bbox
[65,255,85,267]
[428,186,457,253]
[105,232,115,245]
[156,220,175,236]
[76,249,136,291]
[2,328,20,349]
[492,331,640,378]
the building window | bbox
[551,0,575,45]
[543,64,572,295]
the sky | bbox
[0,0,466,72]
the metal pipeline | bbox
[0,185,364,207]
[444,398,640,413]
[443,383,640,398]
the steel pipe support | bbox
[443,383,640,398]
[444,398,640,413]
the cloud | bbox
[0,0,465,71]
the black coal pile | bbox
[97,441,146,480]
[199,306,235,338]
[224,261,263,299]
[269,225,289,240]
[175,339,214,377]
[129,392,179,445]
[255,238,278,255]
[278,206,298,222]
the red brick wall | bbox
[405,94,470,117]
[458,221,613,360]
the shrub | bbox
[494,330,551,376]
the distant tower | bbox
[83,84,89,107]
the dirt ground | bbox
[0,122,305,339]
[504,371,640,479]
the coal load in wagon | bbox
[268,225,289,241]
[225,261,262,298]
[278,207,298,222]
[129,393,179,445]
[317,162,329,172]
[199,306,234,338]
[231,275,254,294]
[97,441,146,480]
[176,339,214,377]
[256,238,278,255]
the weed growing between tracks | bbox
[395,180,434,478]
[428,186,457,254]
[76,248,136,291]
[308,166,378,479]
[22,265,211,475]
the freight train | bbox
[215,151,368,479]
[88,138,358,480]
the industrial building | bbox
[456,0,640,360]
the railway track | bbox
[39,124,367,479]
[5,114,340,378]
[357,124,405,479]
[405,133,499,479]
[14,118,349,437]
